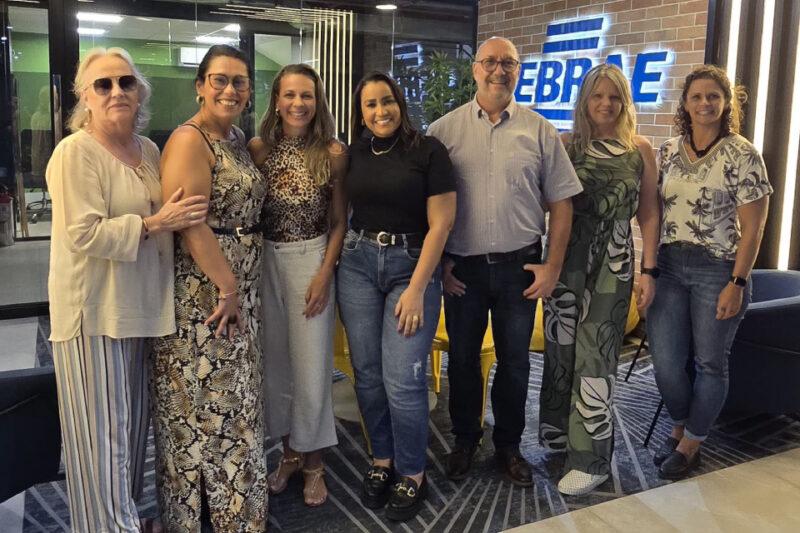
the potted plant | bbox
[421,50,476,125]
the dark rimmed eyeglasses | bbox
[89,75,138,96]
[475,58,520,73]
[206,73,252,92]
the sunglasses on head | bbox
[90,75,138,95]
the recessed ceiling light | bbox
[223,24,241,32]
[77,27,106,36]
[376,4,397,10]
[76,12,123,24]
[195,35,238,45]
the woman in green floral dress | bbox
[539,64,660,496]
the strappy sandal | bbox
[267,453,304,494]
[302,466,328,507]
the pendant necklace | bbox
[688,130,723,158]
[370,135,400,156]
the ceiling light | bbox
[376,4,397,10]
[77,12,123,24]
[195,35,238,45]
[77,27,106,36]
[223,24,241,32]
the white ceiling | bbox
[8,6,294,65]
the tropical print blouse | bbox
[657,133,772,260]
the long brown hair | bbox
[675,64,747,136]
[259,64,336,186]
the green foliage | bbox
[421,50,476,124]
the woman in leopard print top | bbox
[248,63,347,507]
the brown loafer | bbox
[496,448,533,487]
[446,442,478,481]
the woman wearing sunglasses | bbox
[150,45,269,531]
[46,47,207,533]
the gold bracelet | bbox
[142,217,150,240]
[218,289,237,300]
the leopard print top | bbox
[260,135,331,242]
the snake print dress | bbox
[150,125,268,532]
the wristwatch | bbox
[730,275,747,287]
[641,266,660,278]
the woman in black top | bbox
[337,72,456,522]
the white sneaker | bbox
[557,469,609,496]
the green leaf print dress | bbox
[539,139,642,476]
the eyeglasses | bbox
[475,58,520,73]
[206,73,252,92]
[89,75,138,96]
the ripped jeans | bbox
[337,229,442,475]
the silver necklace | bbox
[370,135,400,155]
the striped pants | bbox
[52,331,149,533]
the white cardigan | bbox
[46,129,175,342]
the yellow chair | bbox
[430,307,496,427]
[332,310,372,454]
[529,295,640,352]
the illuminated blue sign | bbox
[515,16,671,123]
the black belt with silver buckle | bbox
[460,241,542,264]
[210,224,262,238]
[357,229,425,248]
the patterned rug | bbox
[17,319,800,532]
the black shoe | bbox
[496,448,533,487]
[386,475,427,522]
[361,465,395,509]
[653,437,680,467]
[658,449,701,480]
[446,442,478,480]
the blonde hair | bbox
[68,47,151,133]
[259,64,336,186]
[571,64,637,153]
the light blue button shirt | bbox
[428,98,582,256]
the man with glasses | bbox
[427,37,581,486]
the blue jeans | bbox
[647,243,751,441]
[336,229,442,475]
[444,244,541,449]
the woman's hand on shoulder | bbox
[634,135,654,153]
[328,139,349,180]
[247,136,268,168]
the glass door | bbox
[0,1,54,312]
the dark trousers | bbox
[444,244,541,450]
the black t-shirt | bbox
[345,133,456,234]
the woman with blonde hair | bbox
[539,63,660,495]
[648,65,771,480]
[248,63,347,507]
[47,47,207,532]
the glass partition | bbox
[0,0,476,316]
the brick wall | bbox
[477,0,709,290]
[477,0,708,149]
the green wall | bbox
[11,32,283,138]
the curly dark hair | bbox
[674,64,747,136]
